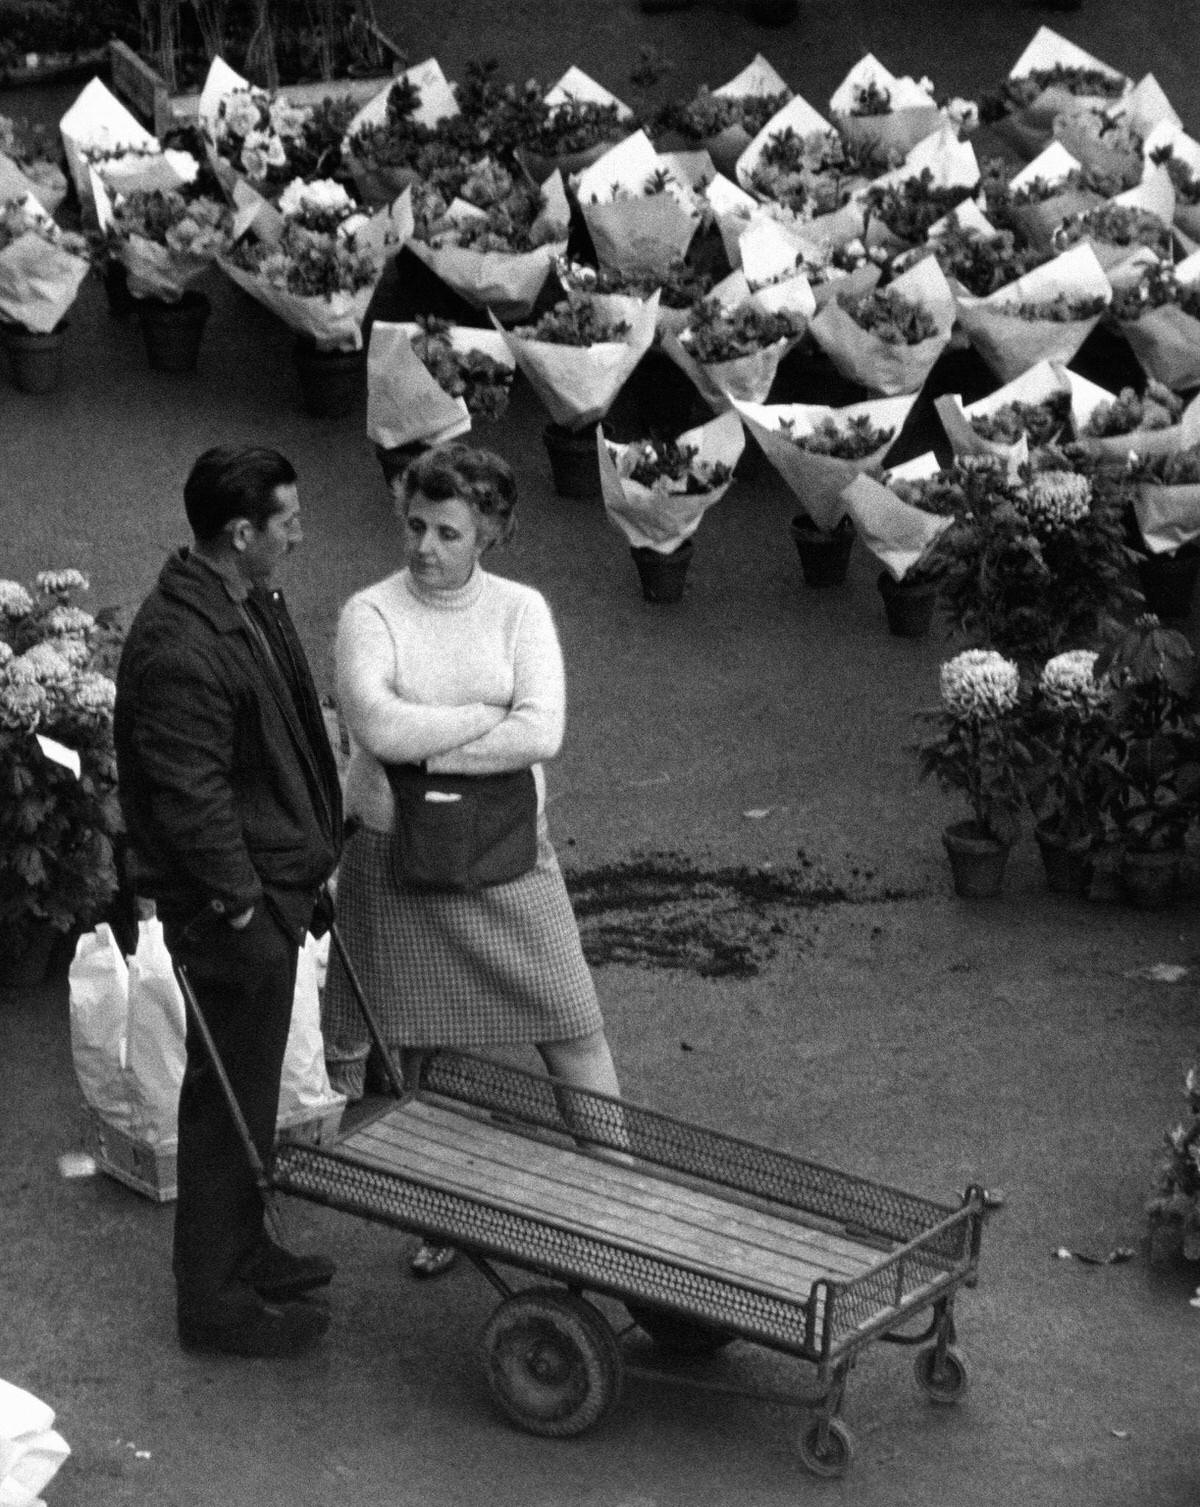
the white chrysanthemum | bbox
[279,177,353,222]
[35,568,88,596]
[1022,470,1091,530]
[0,580,34,617]
[17,642,73,686]
[1040,649,1108,712]
[940,649,1020,719]
[43,604,94,637]
[71,671,117,721]
[222,91,265,139]
[0,677,46,731]
[0,641,12,669]
[49,635,91,669]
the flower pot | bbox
[1137,548,1200,622]
[941,821,1011,898]
[1119,847,1182,910]
[790,516,855,588]
[0,320,68,394]
[630,540,694,604]
[102,261,136,319]
[0,919,60,989]
[543,422,603,501]
[135,291,210,373]
[293,338,366,419]
[876,571,937,638]
[1033,823,1092,896]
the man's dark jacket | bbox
[114,548,342,938]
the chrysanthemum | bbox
[1022,470,1091,530]
[0,580,34,617]
[1040,649,1108,712]
[940,648,1020,718]
[35,568,89,597]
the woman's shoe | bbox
[410,1242,457,1279]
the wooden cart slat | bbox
[337,1099,881,1300]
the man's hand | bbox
[228,906,255,930]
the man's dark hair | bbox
[184,446,297,542]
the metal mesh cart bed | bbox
[272,1048,986,1479]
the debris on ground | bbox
[1124,963,1190,984]
[1052,1246,1136,1265]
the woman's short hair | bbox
[399,442,517,547]
[184,446,297,542]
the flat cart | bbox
[270,1048,986,1479]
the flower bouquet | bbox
[934,359,1073,463]
[598,410,743,599]
[926,455,1140,666]
[219,177,409,351]
[913,649,1033,892]
[367,316,515,460]
[1049,167,1176,275]
[1146,124,1200,243]
[954,241,1111,384]
[407,162,570,322]
[341,56,461,207]
[829,55,945,160]
[808,253,956,396]
[513,67,636,184]
[0,569,122,979]
[500,291,659,430]
[555,256,716,340]
[572,131,705,279]
[198,56,359,205]
[663,292,808,412]
[1001,142,1111,250]
[0,194,89,334]
[733,393,915,530]
[927,213,1048,299]
[58,77,161,216]
[1051,105,1145,194]
[92,177,232,303]
[0,114,67,214]
[980,27,1129,162]
[654,55,791,179]
[842,470,953,633]
[860,165,978,257]
[1071,376,1192,462]
[1108,254,1200,393]
[1023,648,1111,881]
[737,94,879,231]
[1129,444,1200,562]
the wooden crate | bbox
[82,1096,346,1203]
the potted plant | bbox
[1109,259,1200,395]
[927,454,1142,671]
[1090,615,1200,908]
[1147,1065,1200,1266]
[0,570,123,987]
[913,648,1033,897]
[1023,649,1111,893]
[0,197,90,393]
[1074,379,1185,463]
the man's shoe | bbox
[240,1240,336,1301]
[178,1297,330,1357]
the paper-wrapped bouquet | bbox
[367,317,516,454]
[0,194,90,334]
[934,359,1074,463]
[599,409,744,553]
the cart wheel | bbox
[797,1416,855,1479]
[482,1287,623,1438]
[624,1301,738,1359]
[914,1344,969,1405]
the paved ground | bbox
[3,2,1200,1504]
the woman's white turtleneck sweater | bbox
[336,565,565,831]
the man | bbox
[115,446,343,1358]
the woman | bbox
[322,442,622,1276]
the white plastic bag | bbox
[67,925,134,1131]
[125,918,187,1146]
[277,934,338,1120]
[0,1379,70,1507]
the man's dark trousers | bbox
[167,904,300,1322]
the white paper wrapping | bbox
[0,1379,70,1507]
[808,253,955,395]
[842,472,953,581]
[59,76,158,210]
[830,54,944,159]
[734,393,916,530]
[0,203,89,333]
[734,92,836,192]
[599,410,744,551]
[367,320,515,449]
[934,359,1072,461]
[498,291,658,429]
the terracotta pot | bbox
[1033,823,1092,897]
[135,291,210,373]
[630,539,694,604]
[293,338,366,418]
[790,516,855,588]
[941,821,1011,899]
[1119,847,1182,910]
[0,320,68,393]
[876,571,937,638]
[1137,548,1200,622]
[543,422,602,500]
